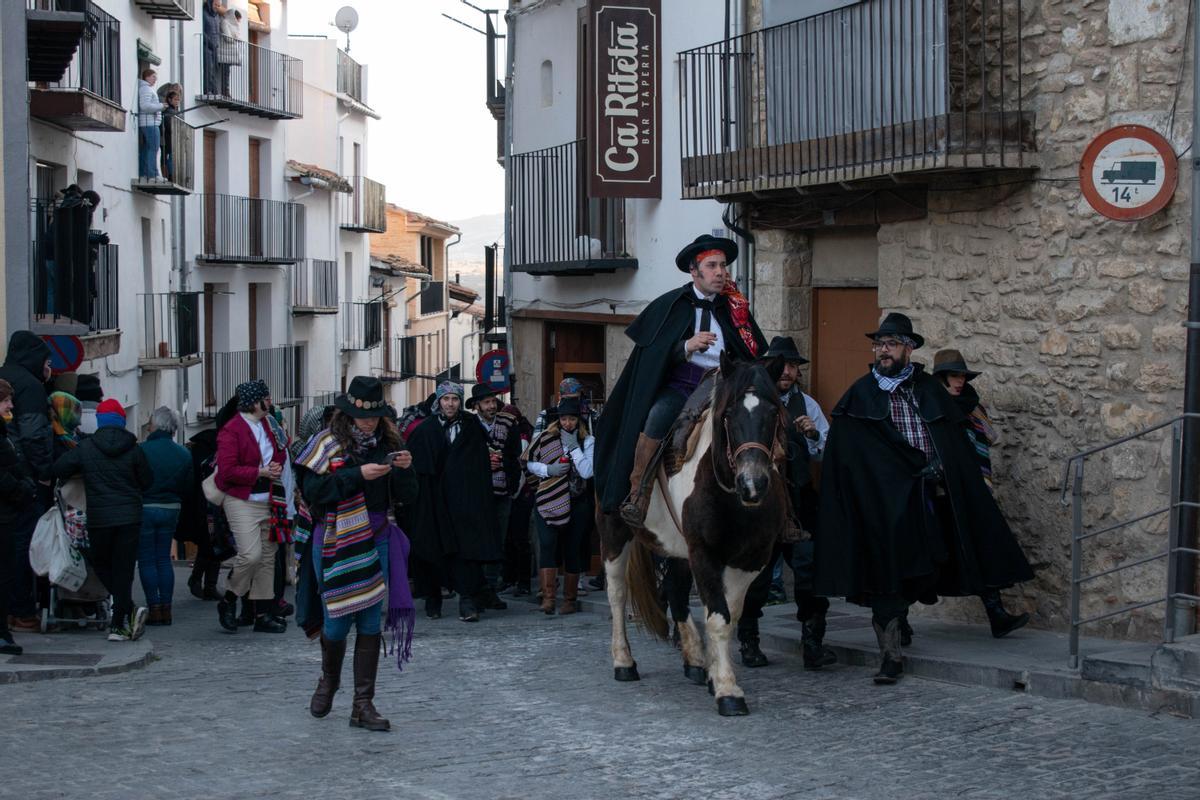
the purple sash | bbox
[667,361,709,396]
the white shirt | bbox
[687,285,725,371]
[527,433,595,481]
[784,388,830,459]
[241,412,272,503]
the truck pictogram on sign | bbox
[1080,125,1177,221]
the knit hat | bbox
[559,377,583,396]
[436,381,464,400]
[236,379,270,410]
[96,398,126,429]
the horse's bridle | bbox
[713,386,783,494]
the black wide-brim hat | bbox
[335,375,390,418]
[931,348,981,380]
[762,335,808,365]
[466,382,504,409]
[675,234,738,273]
[865,312,925,350]
[557,396,582,418]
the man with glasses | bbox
[813,313,1033,685]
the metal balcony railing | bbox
[132,0,192,20]
[30,199,119,332]
[132,113,195,195]
[26,1,88,85]
[341,300,384,351]
[1062,414,1200,668]
[198,34,302,120]
[138,292,201,367]
[337,49,366,106]
[509,140,635,275]
[291,258,338,313]
[340,176,386,233]
[198,194,304,264]
[678,0,1033,199]
[28,0,124,131]
[200,344,303,416]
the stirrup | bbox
[619,495,649,527]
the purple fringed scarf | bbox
[368,511,416,669]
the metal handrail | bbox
[1066,413,1200,668]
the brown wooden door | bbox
[248,30,261,106]
[203,131,217,254]
[542,321,605,412]
[811,288,881,416]
[248,138,262,258]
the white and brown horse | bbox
[598,353,787,716]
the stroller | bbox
[38,479,110,633]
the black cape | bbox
[405,413,501,564]
[813,365,1033,601]
[594,283,766,513]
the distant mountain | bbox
[446,212,504,295]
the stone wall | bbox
[880,0,1191,638]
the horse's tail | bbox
[626,539,669,640]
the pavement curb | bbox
[0,638,155,685]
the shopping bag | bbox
[29,506,88,591]
[202,462,227,506]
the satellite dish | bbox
[334,6,359,34]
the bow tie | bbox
[689,294,716,333]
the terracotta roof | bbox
[286,160,352,193]
[385,203,460,234]
[448,282,479,302]
[371,253,429,277]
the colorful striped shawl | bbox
[295,430,385,619]
[528,423,586,525]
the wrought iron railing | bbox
[1062,414,1200,668]
[340,176,386,233]
[30,0,121,105]
[678,0,1030,198]
[341,300,384,351]
[133,113,194,192]
[198,194,304,264]
[138,292,200,362]
[292,258,338,311]
[337,49,366,106]
[30,200,118,331]
[200,344,303,416]
[132,0,193,20]
[198,34,303,119]
[509,139,632,274]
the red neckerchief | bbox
[721,280,758,357]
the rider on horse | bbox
[594,234,768,528]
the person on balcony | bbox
[137,69,165,180]
[160,89,182,182]
[214,379,289,635]
[202,0,227,95]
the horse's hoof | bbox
[683,664,707,686]
[614,663,640,682]
[706,679,714,696]
[716,696,749,716]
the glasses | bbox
[871,339,907,351]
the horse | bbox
[597,352,788,716]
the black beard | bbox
[875,356,908,378]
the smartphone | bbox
[382,450,407,464]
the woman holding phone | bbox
[294,376,418,732]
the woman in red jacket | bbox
[214,379,288,633]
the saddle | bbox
[661,371,718,477]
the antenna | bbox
[334,6,359,53]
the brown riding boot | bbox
[539,568,557,615]
[310,635,347,718]
[560,573,581,615]
[349,633,390,731]
[619,434,661,528]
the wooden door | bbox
[248,138,262,258]
[811,288,881,416]
[248,30,261,105]
[542,321,605,412]
[203,131,217,254]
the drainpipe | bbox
[334,111,350,393]
[502,13,516,402]
[445,231,462,375]
[172,18,188,438]
[461,317,481,381]
[724,203,755,314]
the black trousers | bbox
[86,523,140,627]
[503,490,535,587]
[738,541,831,641]
[535,496,593,573]
[415,555,486,601]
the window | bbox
[419,235,434,269]
[540,59,553,107]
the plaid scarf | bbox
[872,363,915,393]
[49,391,82,449]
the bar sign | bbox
[588,0,662,199]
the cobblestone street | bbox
[3,574,1199,800]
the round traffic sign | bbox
[42,334,84,374]
[475,349,510,392]
[1079,125,1178,221]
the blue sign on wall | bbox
[476,349,511,392]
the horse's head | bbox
[712,351,785,507]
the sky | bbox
[287,0,506,223]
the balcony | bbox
[678,0,1035,201]
[197,194,304,265]
[29,0,125,132]
[138,292,201,369]
[336,49,376,117]
[374,336,414,383]
[197,35,302,120]
[339,176,386,233]
[510,140,636,276]
[30,200,118,334]
[26,0,86,84]
[132,0,192,20]
[292,259,338,315]
[199,345,303,418]
[341,300,384,351]
[131,114,195,195]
